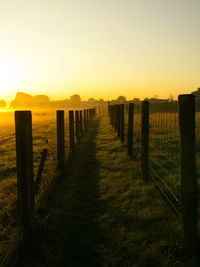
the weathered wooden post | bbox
[120,104,124,143]
[79,110,83,135]
[75,110,80,140]
[84,109,87,130]
[127,103,134,155]
[35,148,48,194]
[15,111,35,244]
[141,101,149,182]
[179,94,198,254]
[57,110,65,169]
[69,110,74,150]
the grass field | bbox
[32,116,196,266]
[0,110,70,262]
[0,108,199,266]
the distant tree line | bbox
[8,89,200,110]
[8,91,181,110]
[9,92,108,109]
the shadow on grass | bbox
[37,119,104,267]
[63,119,102,266]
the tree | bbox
[70,94,81,105]
[33,95,50,107]
[169,94,174,102]
[133,98,140,102]
[0,100,6,108]
[116,96,126,103]
[88,98,95,103]
[10,92,33,108]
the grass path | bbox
[35,116,194,267]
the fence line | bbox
[1,107,97,266]
[108,95,199,255]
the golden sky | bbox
[0,0,200,103]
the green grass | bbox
[35,116,196,266]
[0,111,70,262]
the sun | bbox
[0,59,24,94]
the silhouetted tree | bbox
[70,94,81,105]
[10,92,33,108]
[0,100,6,108]
[133,98,140,102]
[33,95,50,106]
[88,98,96,103]
[116,96,126,103]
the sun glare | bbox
[0,59,24,94]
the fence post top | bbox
[178,94,195,100]
[15,110,31,113]
[15,111,32,122]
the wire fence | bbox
[108,95,199,254]
[110,101,182,215]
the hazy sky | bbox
[0,0,200,102]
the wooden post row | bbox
[141,101,149,182]
[179,94,198,254]
[15,111,35,243]
[57,110,65,169]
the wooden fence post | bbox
[57,110,65,169]
[141,101,149,182]
[69,110,74,150]
[179,94,198,254]
[35,148,48,194]
[79,110,83,135]
[120,104,124,143]
[127,103,134,155]
[75,110,80,141]
[15,111,35,243]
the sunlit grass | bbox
[0,110,70,261]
